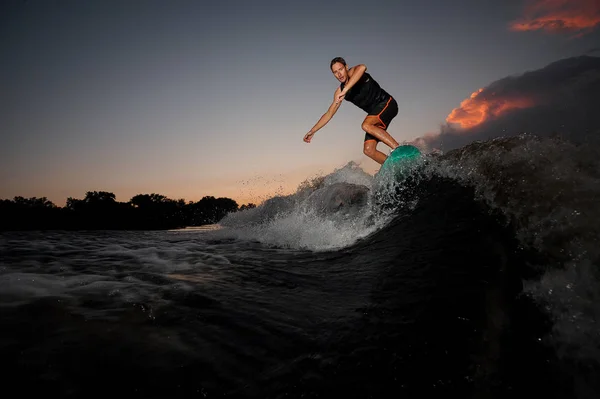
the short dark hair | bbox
[330,57,346,69]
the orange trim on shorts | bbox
[365,97,393,129]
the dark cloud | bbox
[417,56,600,151]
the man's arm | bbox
[336,64,367,102]
[303,88,343,143]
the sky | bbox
[2,0,600,206]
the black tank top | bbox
[340,72,391,114]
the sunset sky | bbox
[2,0,600,206]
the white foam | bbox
[215,161,400,251]
[218,207,380,251]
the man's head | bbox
[330,57,348,83]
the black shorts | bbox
[364,97,398,142]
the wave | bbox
[217,133,600,380]
[429,134,600,368]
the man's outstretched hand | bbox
[303,131,315,143]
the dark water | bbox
[1,135,599,398]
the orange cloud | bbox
[510,0,600,35]
[446,89,535,129]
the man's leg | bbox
[363,139,387,164]
[361,117,399,150]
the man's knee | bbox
[363,143,376,157]
[361,121,374,132]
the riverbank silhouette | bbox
[0,191,255,231]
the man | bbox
[303,57,400,164]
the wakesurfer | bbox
[303,57,401,164]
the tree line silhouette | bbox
[0,191,256,231]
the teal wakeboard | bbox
[377,145,422,180]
